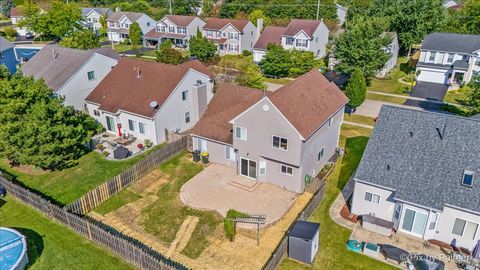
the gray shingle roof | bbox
[107,11,143,22]
[22,45,119,92]
[421,32,480,54]
[81,7,111,17]
[355,106,480,213]
[0,37,14,52]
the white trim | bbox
[399,206,429,238]
[189,134,233,146]
[280,164,293,176]
[240,157,257,180]
[219,22,241,33]
[234,126,247,141]
[364,191,380,204]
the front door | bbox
[241,158,257,179]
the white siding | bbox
[435,206,480,249]
[350,181,396,221]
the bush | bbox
[242,50,251,57]
[223,209,248,241]
[3,26,16,37]
[122,39,131,45]
[143,139,153,149]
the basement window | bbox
[462,170,474,187]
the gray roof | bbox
[0,37,14,52]
[22,45,119,92]
[81,7,111,17]
[289,221,320,240]
[453,59,469,70]
[422,32,480,54]
[355,106,480,213]
[107,11,143,22]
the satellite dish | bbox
[150,101,158,109]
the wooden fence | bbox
[66,137,188,215]
[0,175,187,270]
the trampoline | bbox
[0,227,28,270]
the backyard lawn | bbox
[0,146,162,205]
[279,124,396,270]
[366,92,408,104]
[343,113,376,126]
[368,57,414,96]
[444,88,468,104]
[0,197,134,270]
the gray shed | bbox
[288,220,320,264]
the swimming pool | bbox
[14,47,41,62]
[0,227,28,270]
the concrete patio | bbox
[180,164,298,227]
[92,132,146,160]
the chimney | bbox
[256,18,263,41]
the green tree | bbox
[112,1,152,16]
[289,50,318,77]
[446,0,480,34]
[60,29,100,50]
[0,0,13,17]
[172,0,201,15]
[99,15,107,36]
[0,74,101,170]
[333,16,391,80]
[189,29,217,62]
[265,0,297,19]
[129,22,142,48]
[248,9,272,27]
[236,63,266,89]
[156,40,185,64]
[460,79,480,116]
[41,0,83,38]
[17,1,42,35]
[220,0,261,18]
[259,44,292,77]
[344,68,367,108]
[202,0,214,16]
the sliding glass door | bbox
[401,208,428,236]
[241,158,257,179]
[106,116,115,132]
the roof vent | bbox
[409,131,413,137]
[150,101,159,109]
[52,49,58,60]
[436,124,447,140]
[386,165,391,171]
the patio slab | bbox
[180,164,297,227]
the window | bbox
[169,26,175,33]
[229,44,239,52]
[128,119,136,131]
[235,127,247,140]
[429,212,439,230]
[317,148,324,162]
[196,138,207,152]
[229,32,238,40]
[429,51,436,62]
[225,146,235,160]
[452,218,479,240]
[296,39,307,47]
[402,208,428,235]
[138,122,146,134]
[106,116,115,132]
[281,165,293,176]
[447,53,454,63]
[185,111,190,124]
[462,170,474,186]
[93,110,100,116]
[394,204,402,220]
[156,25,165,32]
[222,32,227,38]
[259,160,266,175]
[181,90,188,101]
[285,37,294,45]
[241,158,257,179]
[476,58,480,67]
[272,136,288,150]
[178,27,186,34]
[364,192,380,204]
[87,71,96,81]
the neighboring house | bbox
[202,18,258,55]
[377,32,399,78]
[336,4,348,26]
[10,7,29,36]
[22,45,120,111]
[351,106,480,250]
[85,58,214,145]
[106,11,155,43]
[190,70,348,193]
[416,32,480,87]
[253,19,329,63]
[81,8,112,35]
[143,15,206,48]
[444,0,462,9]
[0,37,18,74]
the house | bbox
[377,32,399,78]
[106,10,155,43]
[202,18,258,55]
[85,58,214,145]
[22,45,120,111]
[416,33,480,88]
[253,19,329,63]
[10,7,30,37]
[190,69,348,193]
[350,105,480,250]
[81,8,112,35]
[336,4,348,26]
[0,37,18,74]
[143,15,206,48]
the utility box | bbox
[288,220,320,264]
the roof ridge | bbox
[382,105,480,122]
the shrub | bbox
[242,50,251,57]
[143,139,153,149]
[223,209,248,241]
[3,26,16,37]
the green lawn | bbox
[367,92,408,104]
[217,54,254,71]
[444,88,468,104]
[368,57,414,95]
[343,113,376,126]
[112,44,134,53]
[264,77,294,85]
[279,124,396,270]
[95,189,142,215]
[0,197,134,270]
[0,146,162,205]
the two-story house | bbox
[81,8,112,35]
[253,19,329,62]
[351,105,480,251]
[377,32,399,78]
[190,69,348,193]
[202,18,258,55]
[143,15,206,48]
[106,10,155,43]
[10,7,34,37]
[416,32,480,87]
[85,58,214,145]
[22,45,120,111]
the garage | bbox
[416,68,449,84]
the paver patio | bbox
[180,163,298,227]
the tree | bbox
[0,74,101,170]
[112,1,152,16]
[344,68,367,109]
[0,0,13,17]
[460,79,480,116]
[41,0,83,39]
[129,22,142,48]
[236,63,266,89]
[17,0,42,35]
[248,9,272,27]
[289,50,318,77]
[265,0,297,19]
[446,0,480,34]
[99,15,107,36]
[333,16,392,80]
[172,0,201,15]
[156,40,185,64]
[60,29,100,50]
[259,44,292,77]
[202,0,214,16]
[189,29,217,62]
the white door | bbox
[417,70,448,84]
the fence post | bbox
[86,220,93,240]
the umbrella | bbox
[473,240,480,259]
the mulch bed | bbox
[340,204,358,223]
[427,239,472,255]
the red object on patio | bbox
[137,143,143,150]
[117,123,122,137]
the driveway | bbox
[410,82,448,100]
[180,164,297,227]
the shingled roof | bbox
[421,32,480,54]
[81,7,111,17]
[283,19,322,38]
[85,58,213,118]
[163,15,198,27]
[254,26,286,50]
[203,18,249,31]
[107,11,144,22]
[355,106,480,213]
[0,37,14,52]
[10,7,23,17]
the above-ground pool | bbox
[0,227,28,270]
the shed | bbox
[113,146,130,159]
[288,220,320,264]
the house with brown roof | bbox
[143,15,206,48]
[85,58,214,145]
[10,6,43,37]
[190,69,348,192]
[202,17,259,55]
[253,19,329,62]
[106,9,155,43]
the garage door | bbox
[417,69,448,84]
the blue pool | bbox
[0,228,28,270]
[14,47,41,62]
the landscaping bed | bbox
[367,57,413,96]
